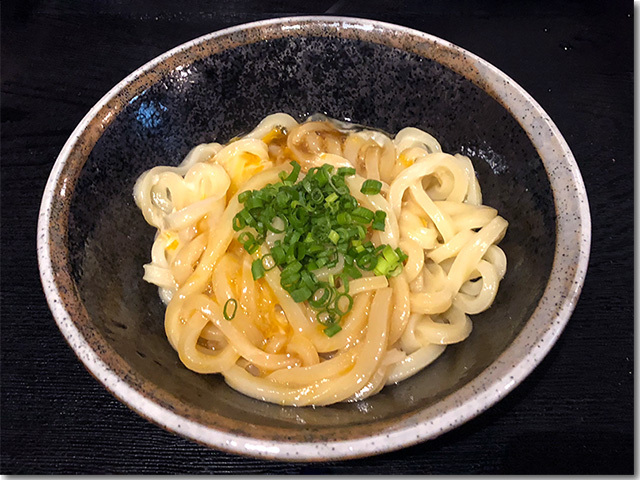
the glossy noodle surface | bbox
[134,114,508,406]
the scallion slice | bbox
[251,258,265,280]
[360,179,382,195]
[232,161,406,326]
[223,299,238,321]
[323,323,342,337]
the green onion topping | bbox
[323,323,342,337]
[251,258,266,280]
[223,298,238,321]
[233,161,406,336]
[360,179,382,195]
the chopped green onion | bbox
[317,310,336,326]
[307,244,323,255]
[374,256,391,276]
[356,252,377,270]
[238,191,252,203]
[291,286,313,302]
[251,258,265,280]
[336,212,351,225]
[315,168,329,187]
[280,272,300,288]
[287,230,302,246]
[383,245,400,264]
[320,163,334,175]
[372,210,387,231]
[352,206,374,223]
[283,161,301,183]
[290,206,309,226]
[238,231,255,246]
[340,196,358,212]
[334,293,353,315]
[360,179,382,195]
[396,247,409,263]
[325,192,339,204]
[245,196,264,210]
[310,285,332,308]
[267,217,286,233]
[388,263,404,277]
[337,167,356,176]
[271,245,286,265]
[294,242,307,260]
[300,270,316,290]
[323,323,342,337]
[276,190,290,207]
[223,299,238,321]
[328,173,349,195]
[338,273,350,293]
[310,188,324,204]
[343,264,362,279]
[311,224,330,241]
[282,261,302,276]
[244,240,260,254]
[233,160,406,324]
[232,215,245,231]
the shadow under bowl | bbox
[37,16,590,460]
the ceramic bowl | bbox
[37,16,590,460]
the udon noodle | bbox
[134,113,508,406]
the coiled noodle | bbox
[134,113,508,406]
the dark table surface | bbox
[1,0,633,474]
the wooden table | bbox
[1,0,633,474]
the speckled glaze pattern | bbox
[37,17,590,461]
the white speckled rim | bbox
[38,16,591,461]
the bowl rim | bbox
[37,15,591,461]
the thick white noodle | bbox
[133,114,509,406]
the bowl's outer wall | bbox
[67,35,555,430]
